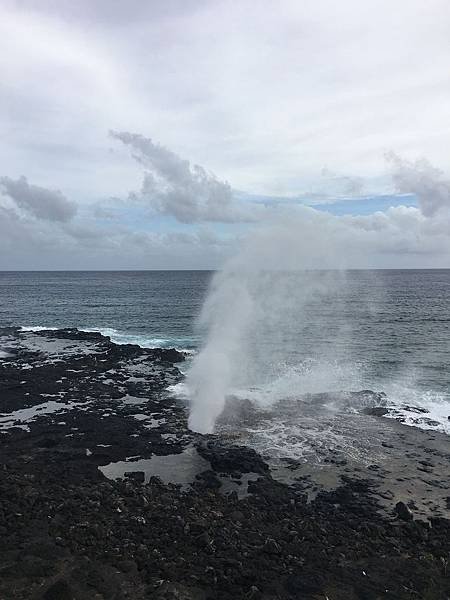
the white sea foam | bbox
[19,324,196,353]
[230,361,364,409]
[167,350,450,463]
[80,327,169,347]
[20,326,59,332]
[80,327,195,352]
[166,381,189,399]
[238,365,449,424]
[382,384,450,434]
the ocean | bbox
[0,270,210,350]
[1,270,449,443]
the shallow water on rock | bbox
[0,399,88,432]
[99,446,210,487]
[99,446,261,498]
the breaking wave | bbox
[20,325,196,353]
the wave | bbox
[20,325,197,353]
[229,361,365,408]
[20,326,59,332]
[172,358,450,438]
[81,327,197,353]
[381,383,450,435]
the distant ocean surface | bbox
[1,270,449,436]
[0,271,211,350]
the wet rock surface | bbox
[0,328,449,600]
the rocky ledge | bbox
[0,328,449,599]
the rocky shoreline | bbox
[0,328,449,599]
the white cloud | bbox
[1,141,450,269]
[111,130,257,223]
[0,172,236,269]
[1,0,449,202]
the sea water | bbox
[1,270,449,443]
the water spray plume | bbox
[186,210,352,433]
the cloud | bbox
[1,0,449,204]
[386,152,450,217]
[0,175,77,222]
[0,170,236,269]
[110,130,257,224]
[319,168,365,198]
[1,146,450,270]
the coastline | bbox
[0,328,448,599]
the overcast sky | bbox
[1,0,449,269]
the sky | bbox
[0,0,449,269]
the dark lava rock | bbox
[156,347,185,363]
[153,582,208,599]
[263,537,281,554]
[195,470,222,490]
[284,572,325,595]
[395,501,413,521]
[363,406,389,417]
[195,531,212,548]
[196,442,269,475]
[229,510,245,522]
[124,471,145,483]
[402,405,429,414]
[419,418,441,427]
[115,559,138,574]
[21,556,54,577]
[0,327,449,600]
[42,580,73,600]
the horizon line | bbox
[1,268,450,273]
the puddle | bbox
[0,400,87,430]
[120,395,149,406]
[99,446,263,497]
[19,332,103,359]
[131,414,165,428]
[99,446,210,487]
[220,472,261,499]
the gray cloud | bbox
[1,0,449,206]
[9,0,205,27]
[110,130,256,224]
[0,176,77,222]
[386,152,450,217]
[0,170,235,269]
[1,145,450,270]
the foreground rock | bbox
[0,328,449,599]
